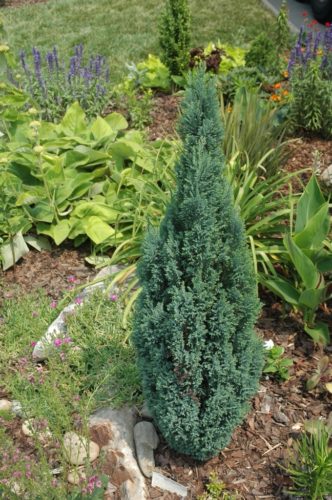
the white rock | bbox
[32,266,122,362]
[67,467,86,485]
[152,472,187,497]
[22,419,35,437]
[321,164,332,187]
[134,421,159,478]
[90,407,147,500]
[22,419,52,443]
[0,399,12,412]
[63,432,99,465]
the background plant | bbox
[158,0,191,76]
[14,45,111,121]
[285,421,332,499]
[262,175,332,345]
[263,344,293,381]
[287,25,332,137]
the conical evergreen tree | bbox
[159,0,190,76]
[133,68,263,461]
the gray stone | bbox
[140,401,153,419]
[134,421,159,478]
[89,407,147,500]
[321,164,332,187]
[11,400,24,417]
[273,411,290,425]
[260,394,273,414]
[151,472,187,497]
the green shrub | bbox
[245,32,278,75]
[220,66,267,103]
[275,0,291,53]
[222,88,288,176]
[133,68,263,461]
[289,61,332,138]
[159,0,191,76]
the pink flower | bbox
[67,275,77,283]
[63,337,73,344]
[50,300,57,309]
[75,296,83,305]
[54,338,63,347]
[31,341,37,347]
[110,294,118,302]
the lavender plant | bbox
[16,45,111,121]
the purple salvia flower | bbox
[313,31,322,57]
[52,46,59,71]
[46,52,54,73]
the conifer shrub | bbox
[159,0,190,76]
[133,67,263,461]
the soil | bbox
[0,93,331,499]
[148,94,181,141]
[0,0,46,8]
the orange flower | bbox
[270,94,281,102]
[273,82,281,89]
[282,89,289,96]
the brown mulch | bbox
[0,245,95,305]
[148,94,181,141]
[0,0,46,8]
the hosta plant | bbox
[0,102,177,269]
[262,175,332,345]
[133,68,263,461]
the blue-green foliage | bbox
[133,68,263,461]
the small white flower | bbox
[263,339,274,350]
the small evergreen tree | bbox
[133,68,263,461]
[159,0,190,76]
[275,0,291,53]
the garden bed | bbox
[0,246,331,498]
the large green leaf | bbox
[59,102,87,136]
[261,276,300,306]
[316,252,332,273]
[27,202,55,223]
[295,175,325,233]
[299,287,326,310]
[293,202,330,250]
[81,216,115,244]
[304,322,330,346]
[37,220,71,245]
[104,112,128,132]
[284,233,320,289]
[1,232,29,270]
[72,201,119,221]
[90,116,115,141]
